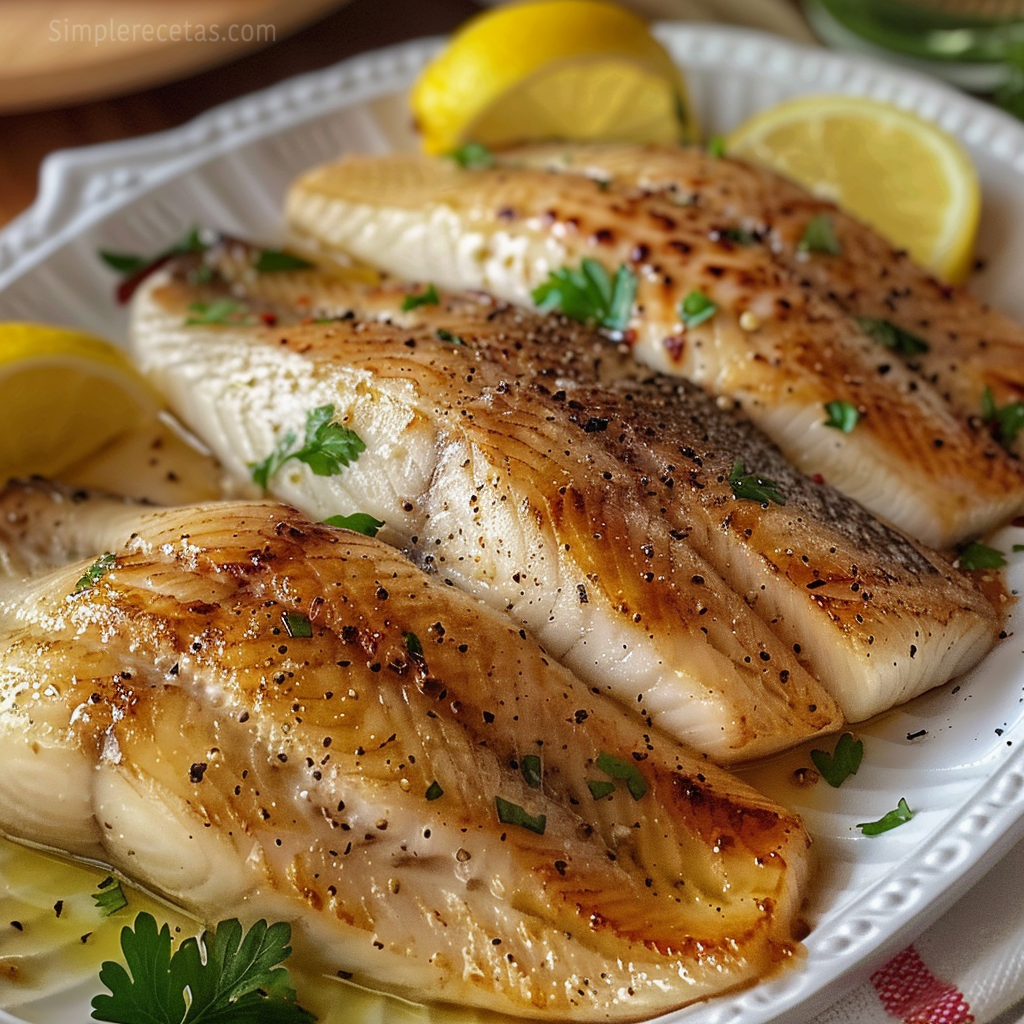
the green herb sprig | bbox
[798,214,842,256]
[858,797,914,836]
[185,299,252,326]
[91,913,315,1024]
[75,553,117,593]
[495,796,546,835]
[810,732,863,788]
[250,405,365,493]
[981,385,1024,448]
[857,317,929,356]
[402,284,440,311]
[957,541,1006,570]
[824,399,859,433]
[679,290,718,328]
[322,513,384,537]
[595,751,648,801]
[448,142,495,169]
[254,249,316,274]
[532,258,637,332]
[727,461,786,506]
[92,877,129,918]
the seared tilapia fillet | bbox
[131,267,840,763]
[133,259,997,727]
[285,154,1024,548]
[504,142,1024,444]
[0,481,811,1020]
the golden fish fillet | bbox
[0,480,811,1020]
[284,153,1024,549]
[504,142,1024,448]
[131,257,997,729]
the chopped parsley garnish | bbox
[595,751,648,801]
[857,316,930,356]
[717,226,757,246]
[99,226,209,303]
[75,552,117,592]
[810,732,863,788]
[707,135,727,158]
[520,754,542,789]
[531,258,637,332]
[588,780,616,800]
[798,214,842,256]
[679,289,718,328]
[92,877,129,918]
[1014,544,1024,553]
[404,632,423,656]
[435,327,465,345]
[402,284,440,311]
[91,912,315,1024]
[823,399,859,433]
[322,512,384,537]
[857,797,914,836]
[495,796,546,835]
[448,142,494,169]
[254,249,315,273]
[282,611,313,638]
[249,404,366,493]
[981,385,1024,447]
[425,780,444,801]
[184,299,251,326]
[957,540,1006,570]
[727,461,786,506]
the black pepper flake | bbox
[189,762,208,783]
[806,579,827,590]
[907,729,927,740]
[53,900,64,918]
[577,583,589,604]
[10,921,23,931]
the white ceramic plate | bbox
[1,24,1024,1024]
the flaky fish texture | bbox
[131,266,839,763]
[503,142,1024,448]
[284,152,1024,549]
[132,254,998,729]
[0,480,811,1020]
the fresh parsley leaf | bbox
[707,135,727,158]
[75,553,117,593]
[402,284,440,311]
[857,316,930,356]
[957,540,1006,570]
[824,399,859,433]
[798,213,842,256]
[679,290,718,328]
[435,327,465,346]
[92,877,128,918]
[91,912,315,1024]
[254,249,315,273]
[588,779,616,800]
[857,797,914,836]
[495,796,546,834]
[249,405,366,493]
[595,751,648,801]
[184,299,251,326]
[520,754,542,789]
[810,732,863,788]
[281,611,313,638]
[981,385,1024,447]
[322,512,384,537]
[1014,544,1024,553]
[716,226,757,246]
[425,780,444,801]
[404,631,423,657]
[727,461,786,506]
[448,142,494,169]
[531,259,637,332]
[98,251,149,276]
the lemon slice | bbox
[726,95,980,283]
[411,0,694,155]
[0,322,160,483]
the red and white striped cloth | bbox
[812,837,1024,1024]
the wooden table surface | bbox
[0,0,479,228]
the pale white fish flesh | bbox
[131,266,843,763]
[0,479,812,1020]
[133,256,999,726]
[284,153,1024,549]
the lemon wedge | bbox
[410,0,694,155]
[726,95,980,283]
[0,322,160,483]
